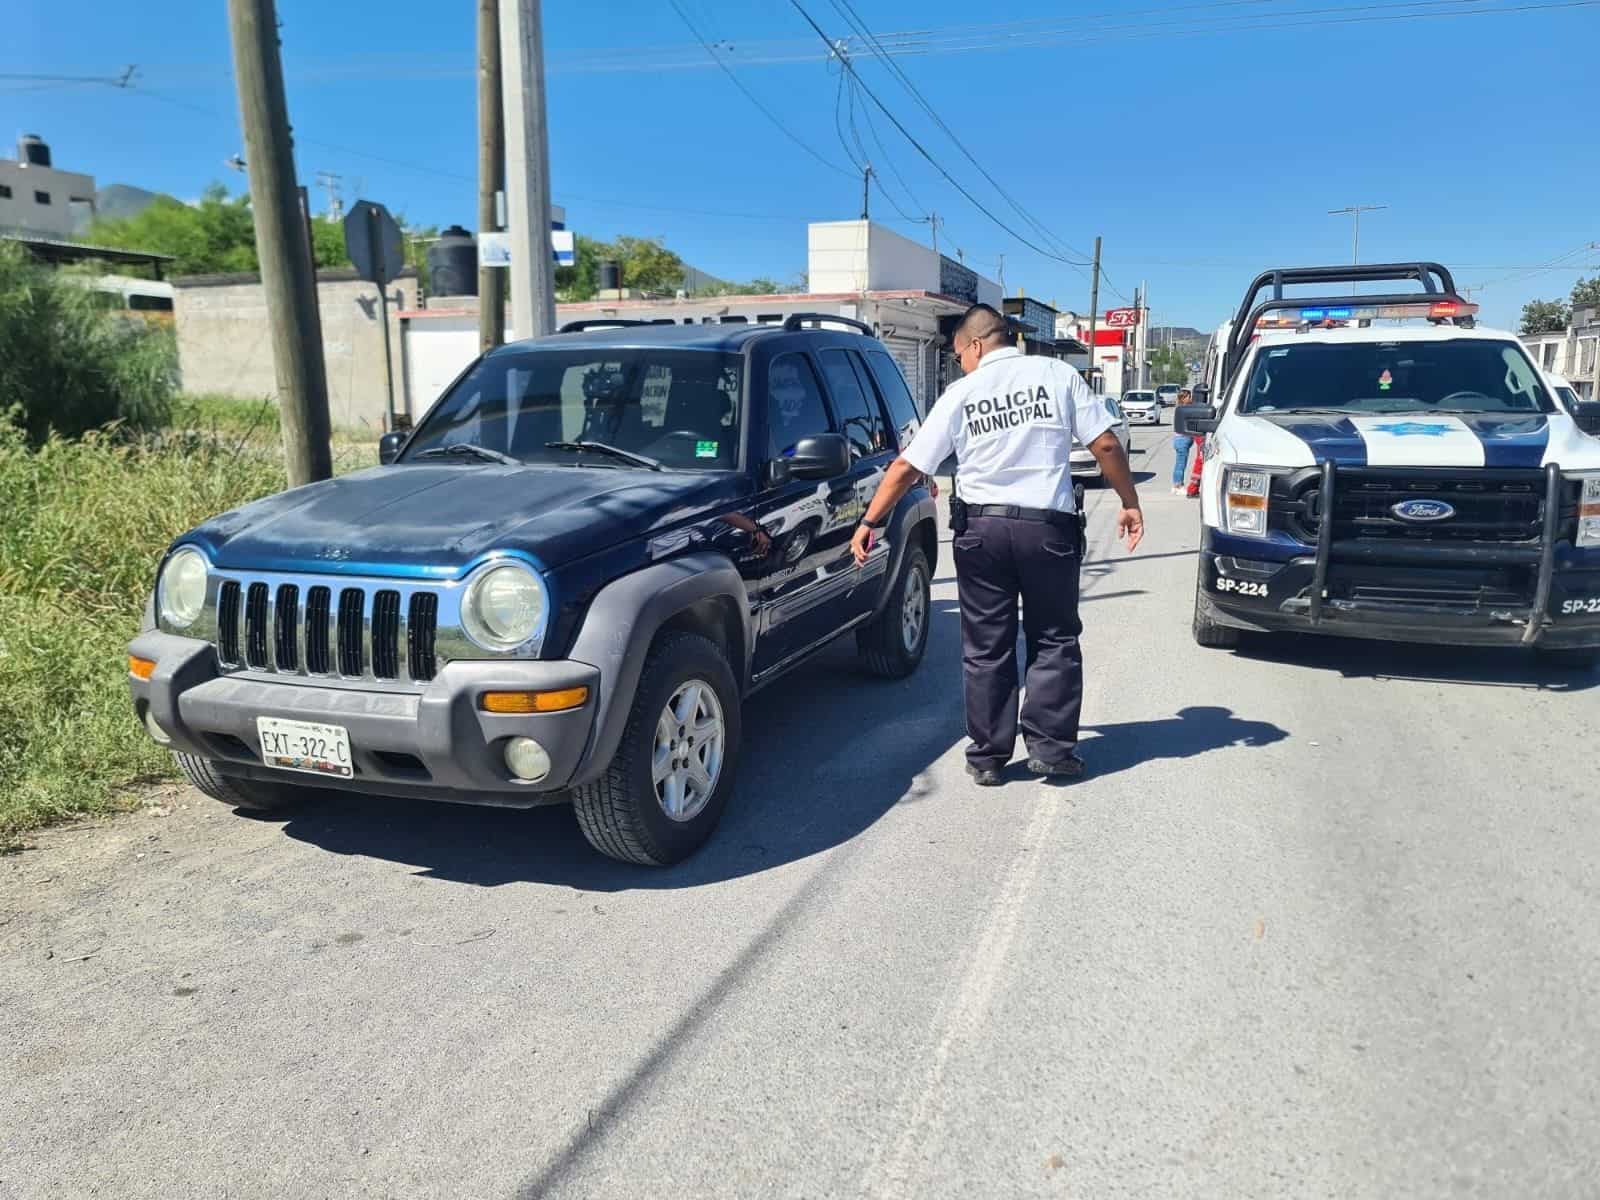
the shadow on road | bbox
[1235,633,1599,692]
[1077,705,1289,781]
[277,592,970,891]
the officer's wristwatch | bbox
[860,516,887,531]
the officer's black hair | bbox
[954,303,1008,346]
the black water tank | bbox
[599,259,622,292]
[18,135,50,167]
[427,225,478,297]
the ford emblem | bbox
[1391,498,1456,522]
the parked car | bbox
[1121,389,1162,425]
[127,315,940,865]
[1155,383,1183,409]
[1071,395,1133,480]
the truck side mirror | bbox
[378,431,407,464]
[1574,402,1600,436]
[1174,405,1220,436]
[786,433,852,480]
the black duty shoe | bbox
[966,762,1005,787]
[1027,754,1086,780]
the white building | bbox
[0,136,95,239]
[397,220,1005,422]
[1521,304,1599,401]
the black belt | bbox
[965,504,1079,527]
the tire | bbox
[1192,571,1242,649]
[571,632,741,866]
[173,750,310,813]
[1535,646,1600,672]
[856,545,932,679]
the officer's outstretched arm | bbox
[1086,431,1145,552]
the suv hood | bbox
[183,463,744,576]
[1226,411,1600,471]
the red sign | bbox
[1104,307,1142,328]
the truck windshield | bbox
[1239,338,1554,416]
[404,348,743,470]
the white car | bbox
[1071,395,1133,480]
[1155,383,1182,409]
[1178,261,1600,669]
[1121,389,1162,425]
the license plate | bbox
[255,716,353,779]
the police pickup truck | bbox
[127,316,938,865]
[1175,262,1600,668]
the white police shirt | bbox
[901,346,1115,513]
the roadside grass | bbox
[0,413,378,848]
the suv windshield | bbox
[403,348,742,470]
[1238,338,1554,416]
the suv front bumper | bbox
[128,631,600,807]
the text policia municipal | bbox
[966,385,1055,438]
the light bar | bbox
[1374,300,1479,320]
[1257,298,1479,329]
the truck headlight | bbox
[158,547,208,629]
[462,562,547,652]
[1578,475,1600,548]
[1225,468,1272,537]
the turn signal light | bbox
[480,687,589,714]
[129,656,156,681]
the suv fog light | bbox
[504,737,551,782]
[144,708,172,746]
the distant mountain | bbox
[1151,325,1208,343]
[74,184,166,233]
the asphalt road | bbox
[5,431,1599,1198]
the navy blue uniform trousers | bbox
[953,515,1084,771]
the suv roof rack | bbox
[557,319,653,333]
[781,312,872,336]
[1222,262,1470,387]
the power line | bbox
[665,0,854,179]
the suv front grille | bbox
[211,574,442,684]
[1285,469,1552,545]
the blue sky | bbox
[6,0,1598,332]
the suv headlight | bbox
[461,562,547,652]
[1577,474,1600,548]
[158,547,208,629]
[1225,467,1272,537]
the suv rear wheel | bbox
[857,545,931,679]
[572,632,741,866]
[173,751,309,813]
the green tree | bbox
[87,183,259,276]
[1520,298,1570,335]
[1148,345,1189,385]
[555,234,685,300]
[1571,276,1600,309]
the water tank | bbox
[599,259,622,293]
[18,135,51,168]
[427,225,478,298]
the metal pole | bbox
[370,207,397,427]
[1086,235,1101,392]
[861,165,871,221]
[226,0,332,485]
[499,0,557,340]
[477,0,506,352]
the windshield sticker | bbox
[1378,369,1394,391]
[695,440,719,459]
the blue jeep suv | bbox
[129,315,938,865]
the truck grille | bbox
[211,575,441,684]
[1287,469,1549,545]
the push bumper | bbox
[128,630,600,807]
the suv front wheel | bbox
[173,751,310,814]
[572,632,742,866]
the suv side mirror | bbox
[1174,405,1220,436]
[378,430,407,464]
[1574,402,1600,435]
[786,433,851,480]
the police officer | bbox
[851,303,1144,786]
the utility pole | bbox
[1329,203,1387,265]
[929,212,940,260]
[477,0,506,352]
[314,170,343,220]
[1133,281,1145,389]
[1085,235,1102,392]
[226,0,331,486]
[860,165,872,222]
[996,253,1005,294]
[499,0,557,340]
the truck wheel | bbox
[1535,646,1600,672]
[857,545,931,679]
[572,632,741,866]
[173,751,308,813]
[1192,572,1242,649]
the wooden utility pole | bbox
[1085,235,1102,391]
[476,0,506,353]
[499,0,557,340]
[226,0,331,485]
